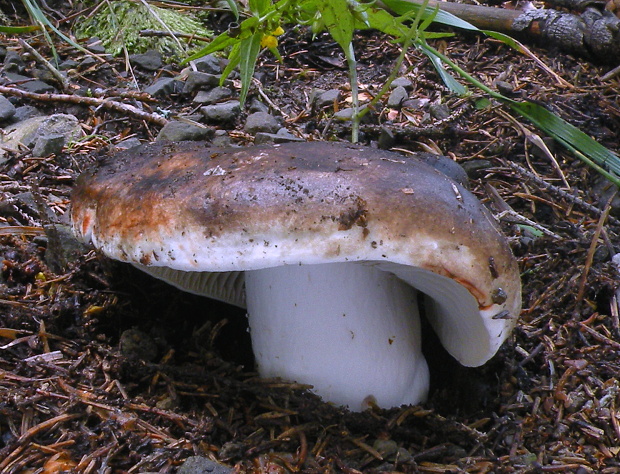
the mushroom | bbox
[71,141,521,411]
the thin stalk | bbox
[346,42,360,143]
[420,39,620,187]
[358,25,416,121]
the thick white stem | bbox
[245,262,429,411]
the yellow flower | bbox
[272,26,284,36]
[261,34,278,49]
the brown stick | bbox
[0,85,169,126]
[415,0,521,31]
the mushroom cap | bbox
[71,141,521,366]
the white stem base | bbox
[245,262,429,411]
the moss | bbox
[73,1,212,58]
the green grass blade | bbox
[239,31,263,104]
[511,101,620,179]
[223,0,240,20]
[0,24,39,33]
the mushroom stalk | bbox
[245,262,430,411]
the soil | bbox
[1,2,620,473]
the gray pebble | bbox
[429,103,451,120]
[248,97,270,114]
[200,101,241,123]
[13,105,42,122]
[177,456,233,474]
[183,72,220,94]
[387,86,408,109]
[114,137,142,150]
[314,89,341,108]
[193,87,232,105]
[211,130,233,147]
[144,77,183,98]
[129,49,163,71]
[192,54,224,75]
[156,121,214,142]
[254,129,304,144]
[3,50,25,73]
[391,76,413,89]
[244,111,280,134]
[32,134,66,157]
[0,95,16,122]
[4,72,55,93]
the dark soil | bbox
[1,2,620,473]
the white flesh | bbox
[245,262,429,411]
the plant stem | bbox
[346,42,360,143]
[358,25,415,121]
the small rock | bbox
[193,87,232,105]
[387,86,408,109]
[129,49,163,71]
[314,89,341,109]
[373,439,399,460]
[177,456,233,474]
[391,76,413,89]
[592,175,620,217]
[244,111,280,134]
[3,72,55,93]
[58,59,79,71]
[333,105,370,121]
[200,100,241,123]
[35,114,82,144]
[85,38,106,54]
[79,56,98,69]
[183,71,220,94]
[0,95,16,122]
[156,121,215,142]
[378,126,395,150]
[211,130,233,147]
[114,137,142,150]
[612,253,620,274]
[144,77,183,98]
[254,129,304,144]
[0,113,82,163]
[460,159,493,179]
[32,134,66,157]
[192,54,224,75]
[248,97,270,114]
[120,328,158,362]
[429,103,451,120]
[3,50,25,73]
[32,67,58,85]
[0,192,49,224]
[12,105,42,122]
[495,80,516,96]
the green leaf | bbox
[238,31,264,104]
[366,6,404,36]
[421,44,468,96]
[382,0,477,30]
[0,24,39,34]
[511,101,620,178]
[182,33,236,63]
[223,0,240,20]
[222,42,241,82]
[318,0,355,50]
[249,0,272,16]
[475,97,492,109]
